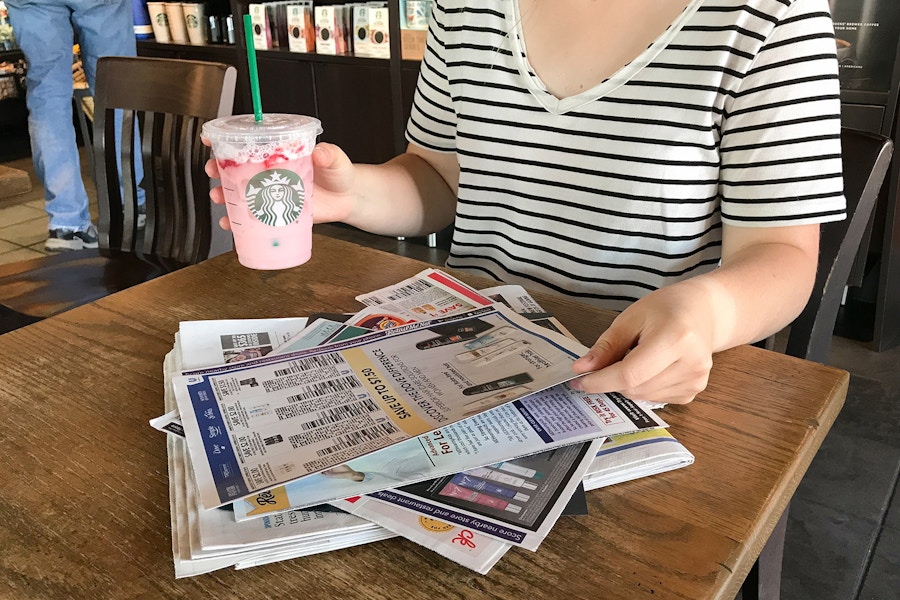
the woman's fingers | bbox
[204,157,220,179]
[209,185,225,205]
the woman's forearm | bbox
[689,227,820,352]
[345,152,458,237]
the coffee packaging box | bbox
[333,5,348,55]
[315,5,337,55]
[368,5,390,59]
[287,3,313,52]
[352,5,371,57]
[249,3,272,49]
[265,2,291,49]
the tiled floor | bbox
[1,149,899,599]
[0,151,99,265]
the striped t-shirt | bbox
[406,0,846,310]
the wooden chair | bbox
[739,127,894,599]
[0,56,236,334]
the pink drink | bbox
[203,114,323,270]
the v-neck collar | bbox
[505,0,704,114]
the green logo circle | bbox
[245,169,306,227]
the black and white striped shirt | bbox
[406,0,846,310]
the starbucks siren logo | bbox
[245,169,305,227]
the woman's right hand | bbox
[307,142,358,224]
[204,141,358,231]
[203,151,232,230]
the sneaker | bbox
[45,225,99,252]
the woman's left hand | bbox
[569,282,717,404]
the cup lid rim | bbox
[202,114,323,142]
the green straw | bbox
[243,14,263,122]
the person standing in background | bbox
[5,0,142,251]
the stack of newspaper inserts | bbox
[153,269,695,576]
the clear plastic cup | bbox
[202,114,323,270]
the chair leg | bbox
[73,90,95,176]
[396,234,437,247]
[737,505,789,600]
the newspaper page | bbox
[169,351,288,577]
[582,429,695,491]
[178,318,309,366]
[187,470,389,555]
[167,349,246,577]
[479,284,576,339]
[152,318,376,436]
[354,268,494,318]
[172,324,509,577]
[156,272,575,443]
[233,387,665,519]
[173,303,592,509]
[179,432,393,567]
[337,440,604,553]
[158,315,664,519]
[329,497,512,574]
[164,350,394,578]
[172,432,395,577]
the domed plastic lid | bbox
[202,114,323,144]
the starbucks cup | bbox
[202,114,323,270]
[182,2,207,45]
[146,2,171,42]
[164,2,189,43]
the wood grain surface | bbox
[0,234,848,600]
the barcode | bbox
[276,396,378,424]
[273,352,345,377]
[385,279,433,302]
[303,398,379,429]
[283,374,361,404]
[315,422,401,457]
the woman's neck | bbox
[517,0,692,99]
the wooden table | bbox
[0,234,848,599]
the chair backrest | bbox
[92,56,237,266]
[784,127,894,363]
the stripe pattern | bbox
[406,0,845,309]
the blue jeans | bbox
[6,0,143,232]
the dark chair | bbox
[73,87,94,175]
[0,56,236,333]
[739,127,894,599]
[783,128,893,363]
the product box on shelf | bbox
[287,2,314,53]
[367,4,389,59]
[341,4,353,54]
[401,28,426,60]
[352,5,371,57]
[266,1,292,49]
[315,5,340,55]
[248,3,272,49]
[403,0,431,30]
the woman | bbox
[209,0,844,405]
